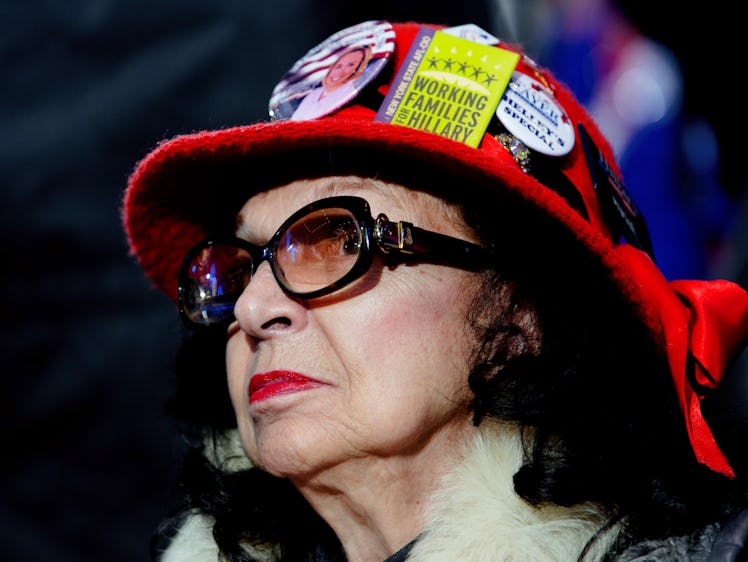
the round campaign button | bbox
[496,71,575,156]
[269,20,395,121]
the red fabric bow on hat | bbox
[619,246,748,477]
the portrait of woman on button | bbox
[290,45,372,121]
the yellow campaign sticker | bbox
[375,27,519,147]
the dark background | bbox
[3,2,745,561]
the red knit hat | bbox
[122,21,748,477]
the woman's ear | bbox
[470,276,542,366]
[504,297,542,359]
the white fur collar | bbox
[160,512,220,562]
[407,421,618,561]
[160,423,619,561]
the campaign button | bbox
[269,20,395,121]
[496,71,574,156]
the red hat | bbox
[122,21,748,476]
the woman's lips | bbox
[248,370,325,404]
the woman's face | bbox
[225,176,481,481]
[323,50,364,89]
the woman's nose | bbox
[233,261,308,339]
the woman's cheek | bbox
[225,335,250,413]
[225,335,262,462]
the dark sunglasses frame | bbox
[178,195,491,327]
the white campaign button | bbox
[442,23,500,45]
[496,71,575,156]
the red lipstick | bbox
[248,370,324,404]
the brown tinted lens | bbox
[276,208,362,294]
[183,243,252,325]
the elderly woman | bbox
[123,21,748,562]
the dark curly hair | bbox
[461,194,747,550]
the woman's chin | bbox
[246,425,346,479]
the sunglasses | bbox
[178,195,491,327]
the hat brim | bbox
[124,105,634,307]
